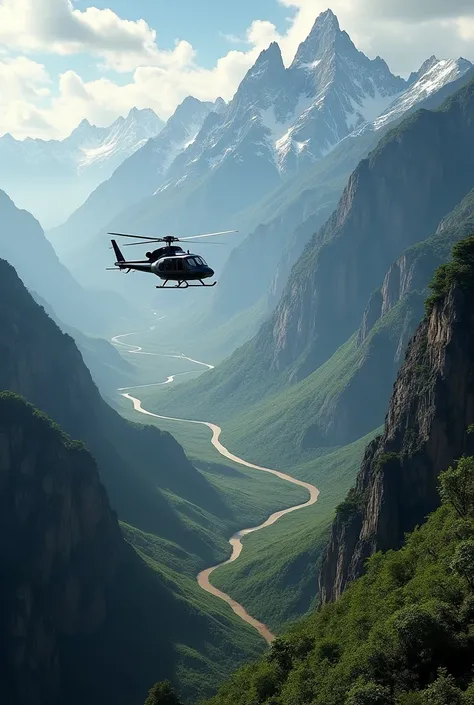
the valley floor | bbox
[111,322,377,664]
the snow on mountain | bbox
[48,96,218,257]
[371,57,473,131]
[0,108,164,228]
[156,9,406,198]
[77,107,164,173]
[154,10,473,211]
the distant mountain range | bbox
[0,188,141,336]
[50,10,473,315]
[49,96,223,259]
[159,76,474,463]
[0,107,164,228]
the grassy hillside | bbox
[201,456,474,705]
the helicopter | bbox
[106,229,238,288]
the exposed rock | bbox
[319,281,474,603]
[0,393,124,705]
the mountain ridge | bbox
[49,96,219,259]
[162,75,474,427]
[319,234,474,605]
[0,108,164,228]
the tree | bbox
[462,682,474,704]
[420,669,463,705]
[346,680,394,705]
[143,681,182,705]
[451,540,474,589]
[439,457,474,518]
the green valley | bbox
[201,457,474,705]
[3,9,474,705]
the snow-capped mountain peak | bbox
[153,11,411,194]
[151,96,216,176]
[291,8,341,69]
[371,56,473,131]
[76,108,164,173]
[0,107,165,227]
[213,97,227,114]
[407,55,439,85]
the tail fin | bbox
[111,239,125,263]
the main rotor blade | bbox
[179,230,238,241]
[182,240,224,245]
[122,240,163,246]
[108,232,164,242]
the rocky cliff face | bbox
[270,78,474,383]
[0,257,216,558]
[0,392,125,705]
[165,78,474,429]
[319,274,474,603]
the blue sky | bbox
[0,0,473,140]
[75,0,292,67]
[36,0,294,83]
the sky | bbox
[1,0,474,141]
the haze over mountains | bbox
[3,5,474,705]
[0,107,164,228]
[48,10,473,322]
[49,96,224,260]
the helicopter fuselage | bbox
[109,238,216,288]
[149,252,214,281]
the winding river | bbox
[112,330,320,644]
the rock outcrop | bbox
[0,392,125,704]
[319,269,474,603]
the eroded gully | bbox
[112,329,320,644]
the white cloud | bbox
[0,0,473,140]
[0,0,189,72]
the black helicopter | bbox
[107,230,238,288]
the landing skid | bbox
[156,279,217,289]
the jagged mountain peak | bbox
[229,40,286,115]
[68,117,97,139]
[125,106,160,123]
[163,96,214,131]
[179,95,207,109]
[78,117,92,128]
[291,8,342,68]
[252,41,285,74]
[408,55,439,85]
[308,7,340,35]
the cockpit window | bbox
[186,257,199,268]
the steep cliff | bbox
[319,235,474,604]
[29,291,135,400]
[269,77,474,383]
[0,263,266,703]
[0,392,122,704]
[202,465,474,704]
[0,392,183,705]
[0,256,218,554]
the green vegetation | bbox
[114,329,381,634]
[0,391,267,705]
[144,682,182,705]
[425,234,474,313]
[201,456,474,705]
[0,261,281,702]
[211,432,379,632]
